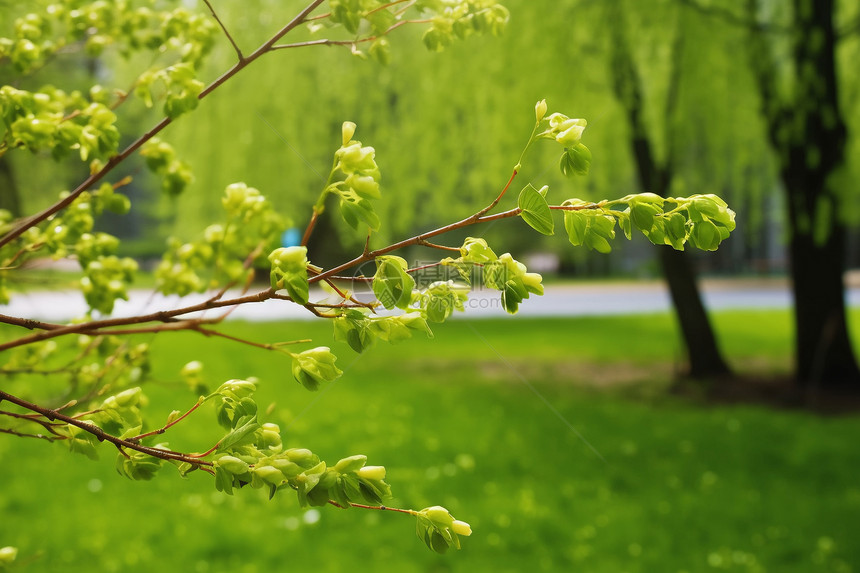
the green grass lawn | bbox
[1,312,859,572]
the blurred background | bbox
[2,0,860,571]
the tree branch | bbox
[0,389,214,466]
[327,499,418,515]
[202,0,244,60]
[0,0,327,250]
[0,289,275,352]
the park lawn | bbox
[1,311,859,572]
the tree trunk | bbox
[788,213,859,390]
[746,0,860,391]
[608,1,731,378]
[658,248,731,377]
[0,156,21,218]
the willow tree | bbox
[742,0,860,390]
[604,0,731,379]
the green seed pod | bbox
[216,455,249,475]
[253,465,286,486]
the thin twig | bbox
[416,239,461,252]
[270,19,420,51]
[301,211,320,247]
[126,400,203,443]
[203,0,244,60]
[474,169,518,218]
[327,500,418,515]
[0,427,63,441]
[192,325,294,353]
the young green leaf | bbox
[372,256,415,310]
[517,183,554,235]
[291,347,343,391]
[268,246,310,305]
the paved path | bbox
[4,278,858,322]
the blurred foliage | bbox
[5,0,828,271]
[156,0,785,265]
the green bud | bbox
[268,246,309,303]
[535,99,547,122]
[451,520,472,536]
[181,360,203,376]
[342,121,356,146]
[555,118,587,147]
[216,455,249,475]
[291,347,342,391]
[285,448,317,466]
[346,173,380,199]
[217,379,256,398]
[259,423,282,450]
[338,143,377,174]
[424,506,453,525]
[357,465,386,481]
[459,237,497,263]
[253,465,286,486]
[0,546,18,564]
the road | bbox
[4,278,859,322]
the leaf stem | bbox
[327,500,418,515]
[126,400,203,443]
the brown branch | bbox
[191,325,295,353]
[309,207,522,284]
[416,239,461,252]
[0,0,326,250]
[0,314,65,331]
[0,427,63,441]
[0,289,275,352]
[327,499,417,515]
[0,389,213,466]
[474,169,518,218]
[0,409,65,435]
[301,211,320,247]
[203,0,244,60]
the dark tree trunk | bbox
[0,156,21,218]
[658,248,731,377]
[788,212,858,389]
[747,0,859,390]
[609,2,731,378]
